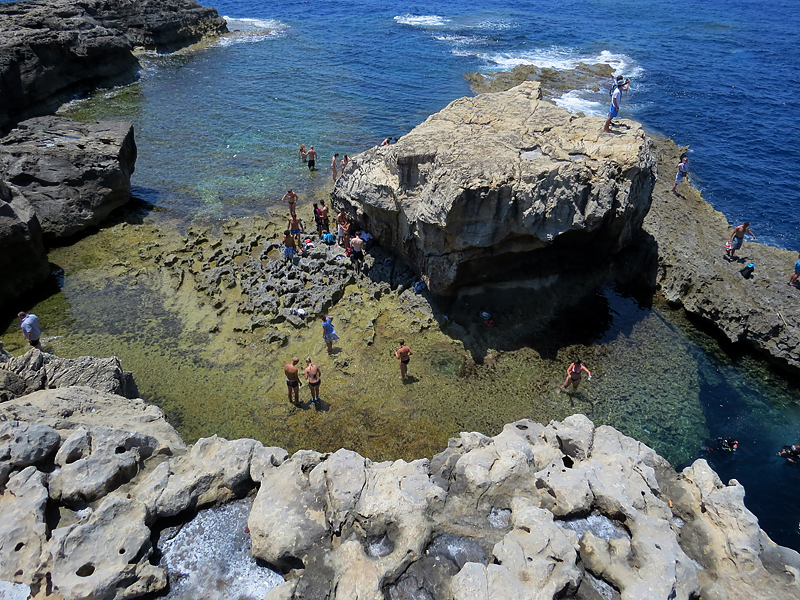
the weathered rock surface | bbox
[332,81,656,295]
[0,180,50,309]
[0,0,228,132]
[0,386,184,454]
[0,420,60,487]
[0,116,137,240]
[1,349,137,400]
[645,138,800,374]
[1,380,798,600]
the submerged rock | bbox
[0,116,137,240]
[332,81,656,295]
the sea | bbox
[5,0,800,551]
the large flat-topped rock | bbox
[332,81,656,295]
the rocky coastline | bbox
[0,366,798,600]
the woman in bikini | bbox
[559,359,591,393]
[304,357,321,403]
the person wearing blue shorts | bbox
[789,253,800,286]
[604,76,630,132]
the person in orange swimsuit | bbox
[559,359,591,393]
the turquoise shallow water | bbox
[4,0,800,549]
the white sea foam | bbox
[394,14,450,27]
[554,91,607,116]
[219,16,288,46]
[433,34,484,46]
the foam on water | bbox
[394,14,450,27]
[554,91,607,116]
[219,17,289,46]
[159,497,283,599]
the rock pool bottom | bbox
[2,213,800,551]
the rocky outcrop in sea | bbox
[332,81,656,296]
[0,0,228,132]
[0,364,797,600]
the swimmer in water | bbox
[558,359,591,393]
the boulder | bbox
[0,466,50,586]
[331,81,656,295]
[49,426,160,505]
[2,350,137,398]
[0,116,137,240]
[0,420,60,487]
[644,138,800,375]
[0,386,185,455]
[46,496,166,600]
[131,435,266,520]
[0,180,50,308]
[0,0,228,131]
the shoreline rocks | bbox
[0,0,228,133]
[0,116,137,241]
[0,385,797,600]
[645,138,800,375]
[332,81,656,296]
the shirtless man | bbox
[319,199,330,232]
[336,210,350,247]
[304,357,322,403]
[288,214,305,246]
[559,359,591,393]
[285,357,301,405]
[282,189,298,218]
[395,339,413,380]
[282,229,297,262]
[727,221,756,259]
[331,153,339,181]
[350,231,365,275]
[306,145,317,170]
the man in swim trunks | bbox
[559,359,591,393]
[395,339,412,380]
[727,221,756,259]
[282,189,298,218]
[671,157,689,194]
[350,231,365,275]
[304,357,322,403]
[282,229,297,262]
[603,76,629,133]
[288,214,305,246]
[319,199,330,232]
[789,253,800,286]
[306,145,317,170]
[285,357,301,405]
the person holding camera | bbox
[603,75,630,133]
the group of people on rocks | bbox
[298,144,349,181]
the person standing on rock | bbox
[395,339,413,380]
[319,199,330,233]
[304,357,322,403]
[285,357,301,406]
[350,231,365,275]
[306,145,317,170]
[788,253,800,286]
[282,229,297,262]
[558,359,591,393]
[726,221,756,259]
[331,153,339,181]
[603,76,630,133]
[282,189,298,218]
[321,314,339,353]
[288,214,305,246]
[337,210,350,247]
[671,157,689,194]
[18,312,42,350]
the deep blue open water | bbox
[6,0,800,549]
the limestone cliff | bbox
[332,81,656,296]
[0,382,797,600]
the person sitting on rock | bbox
[789,253,800,287]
